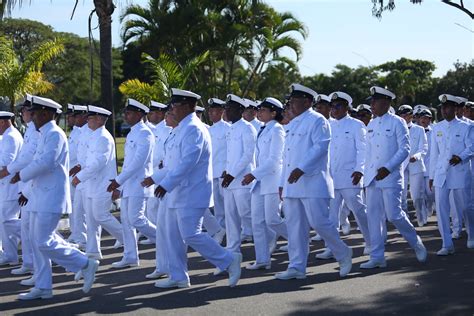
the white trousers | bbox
[69,189,87,244]
[165,207,233,282]
[20,205,34,269]
[284,197,350,273]
[212,178,226,228]
[120,196,156,263]
[449,191,464,235]
[154,196,169,274]
[424,176,435,216]
[329,188,371,248]
[203,208,222,236]
[224,188,252,253]
[435,187,471,248]
[146,196,159,225]
[251,187,287,264]
[85,196,124,257]
[31,211,88,290]
[403,171,427,224]
[0,199,21,262]
[366,183,419,261]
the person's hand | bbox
[10,172,20,184]
[112,189,121,201]
[154,185,167,198]
[69,165,81,177]
[222,174,235,188]
[107,179,120,192]
[375,167,390,181]
[241,173,255,186]
[288,168,304,184]
[18,193,28,206]
[71,176,81,186]
[141,177,155,187]
[351,171,363,185]
[409,157,417,163]
[0,167,10,180]
[429,179,434,191]
[449,155,462,166]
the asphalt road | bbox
[1,210,473,316]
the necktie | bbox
[257,125,265,138]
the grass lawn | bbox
[116,137,125,172]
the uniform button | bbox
[376,145,379,147]
[287,164,290,167]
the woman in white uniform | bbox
[242,97,288,270]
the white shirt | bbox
[402,122,427,175]
[0,125,23,201]
[249,118,263,132]
[209,119,230,179]
[75,125,94,191]
[152,120,172,172]
[329,115,366,189]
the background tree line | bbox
[0,0,473,114]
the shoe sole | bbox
[274,275,306,280]
[154,283,190,288]
[18,294,53,301]
[111,264,138,269]
[360,264,387,269]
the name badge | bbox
[368,129,373,133]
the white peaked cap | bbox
[226,94,248,108]
[150,100,168,109]
[195,105,205,112]
[329,91,353,105]
[73,105,88,112]
[88,105,112,116]
[290,83,317,100]
[315,94,331,103]
[260,97,283,110]
[171,88,201,100]
[128,98,149,113]
[243,98,259,108]
[357,104,372,113]
[388,106,396,114]
[0,111,14,119]
[32,96,62,110]
[370,86,396,100]
[439,94,462,104]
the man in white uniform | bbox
[317,91,371,260]
[430,94,473,255]
[72,106,124,260]
[12,96,98,300]
[222,94,257,253]
[275,84,352,280]
[107,98,157,268]
[153,88,241,288]
[360,86,427,269]
[0,111,23,266]
[398,105,429,226]
[243,98,264,132]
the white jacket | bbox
[76,126,117,198]
[116,120,154,198]
[429,118,473,189]
[225,118,257,190]
[209,119,230,179]
[281,109,334,199]
[329,115,366,189]
[251,120,285,195]
[364,112,410,189]
[0,125,23,201]
[402,122,427,175]
[20,120,71,214]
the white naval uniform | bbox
[147,120,171,226]
[422,126,435,217]
[70,125,93,245]
[158,113,233,283]
[76,125,123,258]
[67,125,83,242]
[249,120,287,264]
[115,120,156,265]
[209,119,230,228]
[224,118,257,253]
[20,120,88,290]
[249,118,263,134]
[6,122,40,270]
[401,122,428,225]
[281,109,350,273]
[364,112,421,262]
[328,115,371,249]
[430,118,473,249]
[0,125,23,263]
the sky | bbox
[9,0,474,78]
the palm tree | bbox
[119,50,209,105]
[0,36,64,113]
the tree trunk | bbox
[94,0,115,137]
